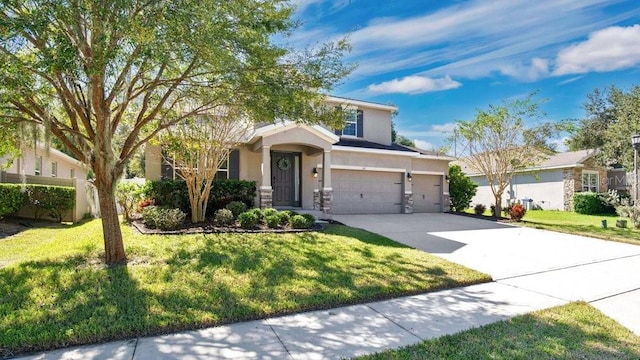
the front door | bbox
[271,152,300,207]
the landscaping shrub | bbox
[290,214,311,229]
[146,180,190,214]
[573,192,615,215]
[238,211,258,229]
[265,214,281,229]
[115,181,145,222]
[226,201,247,218]
[509,203,526,222]
[0,184,25,218]
[147,179,257,216]
[302,213,315,226]
[449,164,478,212]
[283,210,299,218]
[473,204,486,216]
[263,207,278,217]
[248,207,263,221]
[213,208,234,226]
[142,206,186,230]
[277,211,290,226]
[25,185,75,222]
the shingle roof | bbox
[335,138,417,152]
[456,149,596,175]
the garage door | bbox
[412,174,442,213]
[332,170,403,214]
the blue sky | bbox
[290,0,640,152]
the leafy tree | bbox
[391,121,415,147]
[567,87,618,151]
[161,110,249,223]
[454,93,558,214]
[592,85,640,169]
[448,164,477,212]
[0,119,20,168]
[0,1,350,264]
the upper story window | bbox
[51,161,57,177]
[582,171,598,192]
[34,156,42,176]
[335,109,363,138]
[70,168,75,178]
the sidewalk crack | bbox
[130,338,139,360]
[269,324,294,360]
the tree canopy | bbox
[0,0,351,264]
[568,85,640,169]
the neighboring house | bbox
[145,96,454,215]
[0,145,94,222]
[457,149,612,211]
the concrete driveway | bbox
[333,213,640,334]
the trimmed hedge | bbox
[24,184,75,222]
[573,192,616,215]
[146,179,256,216]
[0,184,25,218]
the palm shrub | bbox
[509,203,526,222]
[473,204,486,216]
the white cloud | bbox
[368,75,461,95]
[414,140,435,151]
[499,57,550,81]
[431,122,457,132]
[553,24,640,75]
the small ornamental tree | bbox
[448,164,477,212]
[161,110,249,223]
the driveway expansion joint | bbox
[588,286,640,303]
[268,324,294,359]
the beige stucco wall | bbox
[331,151,412,169]
[412,158,449,174]
[361,107,392,145]
[2,147,87,180]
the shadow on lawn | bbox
[0,225,487,358]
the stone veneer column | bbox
[259,145,272,209]
[404,171,413,214]
[313,189,321,210]
[563,169,575,211]
[403,192,414,214]
[321,151,332,216]
[442,174,451,212]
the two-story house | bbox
[145,96,453,215]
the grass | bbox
[0,219,490,357]
[360,302,640,359]
[520,210,640,246]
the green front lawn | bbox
[521,210,640,245]
[0,219,490,357]
[360,302,640,359]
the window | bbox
[35,156,42,176]
[214,150,240,180]
[214,156,229,180]
[70,168,75,178]
[51,162,57,177]
[582,171,598,192]
[342,110,357,136]
[335,109,363,137]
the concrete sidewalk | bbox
[17,283,566,360]
[16,213,640,359]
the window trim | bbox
[341,110,358,137]
[34,156,42,176]
[581,170,599,192]
[51,161,57,177]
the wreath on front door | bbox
[277,157,291,171]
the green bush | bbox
[573,192,615,215]
[277,211,290,226]
[265,214,280,229]
[283,210,299,218]
[213,208,234,226]
[263,207,278,217]
[449,164,478,212]
[115,181,145,222]
[207,179,257,210]
[226,201,247,218]
[248,207,263,221]
[146,180,190,214]
[25,185,75,222]
[142,206,186,230]
[0,184,25,218]
[302,213,315,226]
[238,211,258,229]
[290,214,311,229]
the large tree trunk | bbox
[493,194,502,218]
[96,178,127,265]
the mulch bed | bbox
[131,218,329,235]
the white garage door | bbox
[412,174,442,213]
[332,170,403,214]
